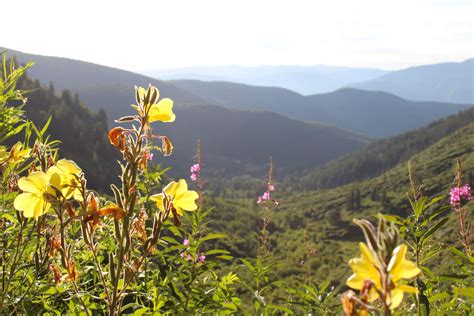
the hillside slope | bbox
[290,106,474,190]
[151,105,369,177]
[350,58,474,103]
[209,122,474,286]
[1,47,208,126]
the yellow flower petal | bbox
[33,197,50,219]
[18,172,48,193]
[388,245,421,281]
[0,146,7,163]
[163,181,180,197]
[359,242,378,264]
[174,190,199,211]
[175,179,189,196]
[14,193,37,213]
[346,273,366,290]
[155,179,198,216]
[149,98,176,123]
[150,193,165,211]
[56,159,82,176]
[389,288,404,309]
[398,284,418,294]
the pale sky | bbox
[2,0,473,71]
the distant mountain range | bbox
[142,65,388,95]
[6,47,470,139]
[2,47,369,180]
[169,80,471,138]
[0,47,207,108]
[349,59,474,104]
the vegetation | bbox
[1,54,472,315]
[290,107,474,190]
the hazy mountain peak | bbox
[349,58,474,103]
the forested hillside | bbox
[288,107,474,190]
[206,122,474,286]
[14,75,119,188]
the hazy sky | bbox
[2,0,473,71]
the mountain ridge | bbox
[349,58,474,103]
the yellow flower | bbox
[132,85,176,123]
[148,98,175,123]
[0,142,30,165]
[14,170,61,219]
[346,243,420,309]
[0,146,7,164]
[48,159,83,201]
[150,179,199,215]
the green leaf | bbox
[267,304,294,314]
[199,233,227,242]
[240,258,256,274]
[420,217,448,246]
[420,246,443,264]
[428,292,450,303]
[453,287,474,299]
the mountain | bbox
[4,48,470,139]
[142,65,388,95]
[287,106,474,190]
[170,80,471,138]
[349,59,474,104]
[0,47,208,126]
[305,88,470,137]
[2,48,369,181]
[157,105,368,177]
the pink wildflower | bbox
[190,163,200,173]
[450,184,472,207]
[257,191,272,204]
[197,254,206,263]
[183,239,190,246]
[190,173,197,182]
[268,184,275,192]
[262,192,270,200]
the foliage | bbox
[0,54,472,315]
[291,107,474,191]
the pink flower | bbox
[190,164,200,173]
[262,192,270,200]
[450,185,472,207]
[186,254,192,261]
[197,254,206,263]
[257,191,272,203]
[183,239,190,246]
[268,184,275,192]
[190,173,197,181]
